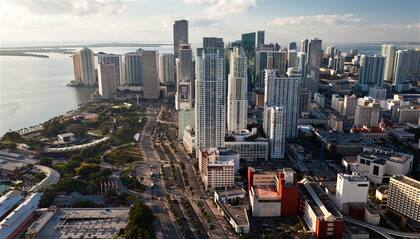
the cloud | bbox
[406,23,420,30]
[268,13,361,26]
[183,0,256,17]
[14,0,124,16]
[157,15,220,30]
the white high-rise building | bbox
[124,50,142,86]
[354,97,380,127]
[265,106,286,159]
[287,50,298,69]
[297,51,307,82]
[227,47,248,132]
[388,175,420,223]
[357,55,385,92]
[142,51,160,100]
[97,53,123,87]
[176,44,194,110]
[306,38,322,95]
[73,47,96,86]
[382,44,396,83]
[393,50,410,86]
[264,69,300,138]
[326,45,336,58]
[195,43,226,150]
[335,173,369,211]
[98,63,117,99]
[158,53,175,86]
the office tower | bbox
[387,176,420,223]
[158,53,175,86]
[357,55,385,91]
[72,47,95,86]
[407,49,420,76]
[256,31,265,49]
[124,50,142,86]
[264,69,300,138]
[195,39,226,149]
[333,55,345,74]
[289,42,297,51]
[265,106,286,159]
[142,51,159,99]
[242,32,257,92]
[393,50,410,86]
[255,49,287,89]
[305,38,322,95]
[227,47,248,132]
[173,20,188,59]
[326,45,335,58]
[354,97,380,127]
[299,88,311,113]
[382,44,396,83]
[368,87,387,100]
[97,53,123,86]
[301,39,309,53]
[297,52,307,81]
[287,50,298,69]
[176,44,194,110]
[203,37,224,49]
[335,173,369,211]
[98,63,117,99]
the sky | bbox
[0,0,419,46]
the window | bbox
[373,165,380,176]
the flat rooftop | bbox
[392,175,420,190]
[253,186,280,201]
[31,208,130,239]
[359,150,411,164]
[339,173,368,182]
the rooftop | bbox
[391,175,420,190]
[339,173,369,182]
[253,186,280,201]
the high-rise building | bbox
[98,63,117,99]
[265,106,286,159]
[343,95,357,117]
[382,44,396,83]
[176,44,194,110]
[354,97,380,127]
[195,39,226,150]
[297,51,307,81]
[335,173,369,211]
[387,175,420,223]
[289,42,297,51]
[241,32,257,92]
[264,69,300,138]
[393,50,410,86]
[203,37,224,49]
[142,51,159,99]
[299,88,311,113]
[72,47,95,86]
[257,31,265,49]
[158,53,175,86]
[287,50,298,69]
[357,55,385,91]
[124,50,142,86]
[173,20,188,59]
[333,55,345,74]
[407,49,420,76]
[306,38,322,95]
[326,45,336,58]
[97,53,123,86]
[255,49,287,89]
[301,39,309,53]
[227,47,248,132]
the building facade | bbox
[173,20,188,59]
[264,106,286,159]
[98,63,117,99]
[124,51,142,86]
[142,51,160,99]
[158,53,175,86]
[387,175,420,223]
[73,47,96,86]
[176,44,194,110]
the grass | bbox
[104,145,143,166]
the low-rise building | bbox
[214,188,249,234]
[375,185,388,212]
[387,175,420,223]
[335,173,369,212]
[224,129,269,162]
[353,147,413,184]
[248,168,298,217]
[182,126,195,155]
[0,191,23,221]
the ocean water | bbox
[1,42,419,135]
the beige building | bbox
[387,175,420,223]
[354,97,380,127]
[73,47,96,86]
[142,51,160,99]
[98,63,117,99]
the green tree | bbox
[124,200,155,239]
[76,163,101,178]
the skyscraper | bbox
[264,69,300,138]
[158,53,175,86]
[97,53,123,86]
[257,31,265,49]
[393,50,410,86]
[297,51,307,82]
[288,42,297,51]
[357,55,385,91]
[195,38,226,149]
[203,37,224,49]
[326,45,336,58]
[255,48,287,89]
[265,106,286,159]
[306,38,322,95]
[98,63,117,99]
[124,50,142,86]
[227,47,248,132]
[301,39,309,53]
[287,50,298,69]
[382,44,396,83]
[72,47,95,86]
[176,44,194,110]
[142,51,160,99]
[173,20,188,59]
[241,32,256,92]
